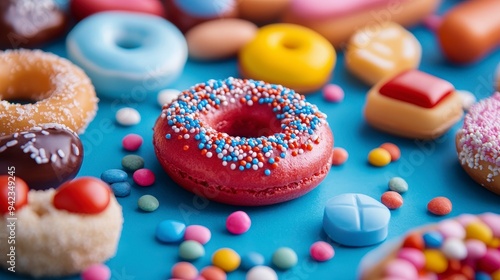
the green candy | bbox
[121,154,144,172]
[138,195,159,212]
[179,240,205,260]
[388,177,409,193]
[272,247,297,270]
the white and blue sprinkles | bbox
[159,77,328,176]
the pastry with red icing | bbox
[0,177,123,277]
[364,69,463,139]
[153,78,334,206]
[456,93,500,195]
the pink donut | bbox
[456,92,500,195]
[70,0,165,21]
[153,78,333,206]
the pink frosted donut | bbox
[456,92,500,195]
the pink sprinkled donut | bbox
[456,92,500,195]
[153,78,334,206]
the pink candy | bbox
[322,84,344,103]
[480,212,500,237]
[437,219,465,239]
[309,241,334,262]
[171,262,198,280]
[477,249,500,274]
[384,259,419,279]
[122,133,143,151]
[184,225,212,245]
[81,264,111,280]
[133,168,156,187]
[465,239,487,260]
[331,147,348,166]
[226,211,251,235]
[397,248,425,270]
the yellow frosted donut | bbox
[239,23,336,94]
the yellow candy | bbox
[212,248,240,272]
[239,23,336,94]
[424,249,448,274]
[488,237,500,248]
[466,221,493,243]
[492,270,500,280]
[368,148,392,167]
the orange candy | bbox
[200,266,227,280]
[427,197,452,216]
[381,191,403,209]
[380,142,401,162]
[402,232,425,251]
[331,147,348,166]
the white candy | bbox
[246,266,278,280]
[441,238,468,260]
[157,89,181,107]
[457,90,476,111]
[116,107,141,126]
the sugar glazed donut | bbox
[0,49,98,136]
[153,78,334,206]
[456,92,500,195]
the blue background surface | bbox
[2,0,500,279]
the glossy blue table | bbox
[2,0,500,279]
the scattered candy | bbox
[0,176,28,214]
[179,240,205,261]
[158,89,181,107]
[466,221,493,243]
[441,238,467,260]
[379,143,401,162]
[331,147,348,166]
[477,249,500,273]
[396,248,425,270]
[81,263,111,280]
[424,249,448,273]
[116,107,141,126]
[184,225,212,245]
[381,191,403,210]
[212,248,241,272]
[240,252,265,270]
[457,90,477,110]
[121,154,145,172]
[465,239,487,260]
[322,84,344,103]
[133,168,156,187]
[437,219,465,239]
[200,266,227,280]
[156,220,186,243]
[272,247,298,270]
[384,259,419,279]
[368,148,392,167]
[423,231,444,248]
[226,211,251,235]
[138,194,159,212]
[246,266,278,280]
[480,213,500,237]
[388,177,408,193]
[427,197,452,216]
[122,133,143,151]
[171,262,198,280]
[110,182,131,197]
[402,232,425,251]
[310,241,334,262]
[100,169,128,184]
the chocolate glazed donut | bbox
[0,124,83,190]
[0,0,67,48]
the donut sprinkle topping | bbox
[458,92,500,181]
[160,78,328,175]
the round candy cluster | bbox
[382,213,500,279]
[160,77,328,176]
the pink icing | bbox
[458,92,500,181]
[290,0,405,20]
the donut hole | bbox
[0,68,54,102]
[281,36,302,50]
[114,30,147,50]
[204,104,282,138]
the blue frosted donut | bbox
[173,0,235,17]
[66,11,187,99]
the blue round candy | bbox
[323,193,391,247]
[101,169,128,184]
[156,220,186,243]
[110,182,131,197]
[475,272,492,280]
[240,252,265,271]
[422,231,443,248]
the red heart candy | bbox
[0,175,28,215]
[53,177,111,214]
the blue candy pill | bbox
[101,169,128,184]
[156,220,186,243]
[110,182,131,197]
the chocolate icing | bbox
[0,123,83,190]
[0,0,67,48]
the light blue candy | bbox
[101,169,128,184]
[388,177,408,193]
[323,193,391,247]
[66,12,187,99]
[110,182,131,197]
[475,272,492,280]
[173,0,235,17]
[156,220,186,243]
[240,252,265,271]
[422,231,443,248]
